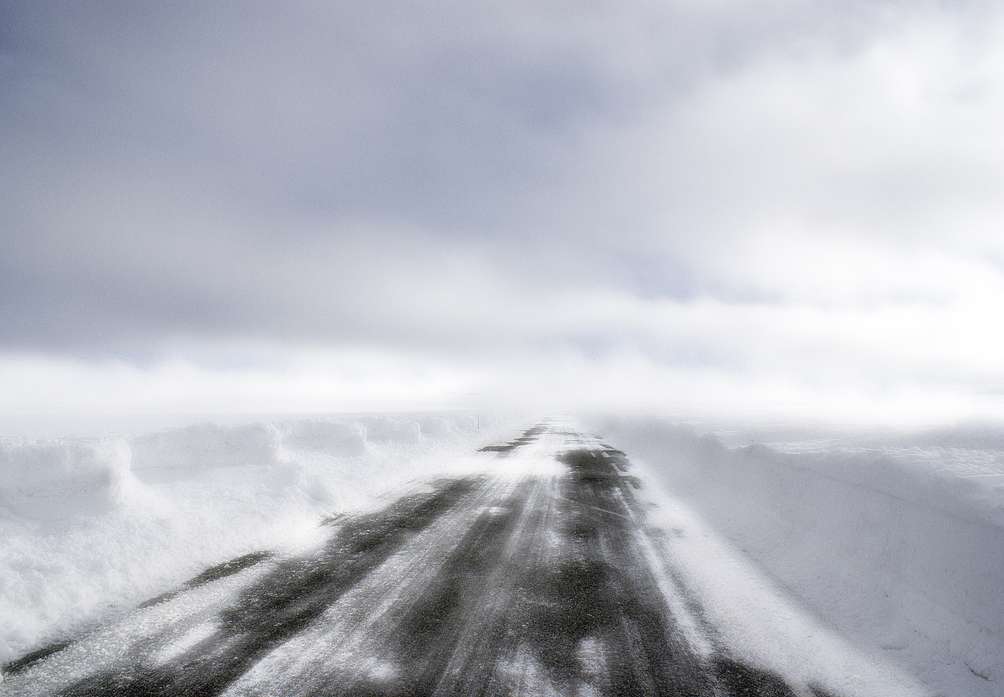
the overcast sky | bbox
[3,1,1004,433]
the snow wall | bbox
[594,417,1004,697]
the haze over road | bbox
[3,425,893,696]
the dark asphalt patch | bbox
[557,448,632,488]
[477,423,547,454]
[518,557,622,683]
[713,657,800,697]
[2,640,71,677]
[540,448,717,696]
[139,551,275,609]
[477,443,518,453]
[337,482,533,696]
[187,551,274,588]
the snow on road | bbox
[1,423,926,697]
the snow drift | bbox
[594,417,1004,697]
[0,413,507,666]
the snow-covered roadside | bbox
[594,417,1004,697]
[0,413,512,666]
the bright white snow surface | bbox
[0,413,514,665]
[592,416,1004,697]
[2,413,1002,697]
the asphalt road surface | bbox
[2,425,840,697]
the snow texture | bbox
[0,413,511,665]
[594,417,1004,697]
[3,411,1001,697]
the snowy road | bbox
[3,425,900,696]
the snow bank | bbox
[0,439,142,522]
[129,423,284,472]
[594,417,1004,697]
[0,412,507,666]
[281,420,367,456]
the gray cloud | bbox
[2,1,1004,426]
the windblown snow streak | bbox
[1,424,923,697]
